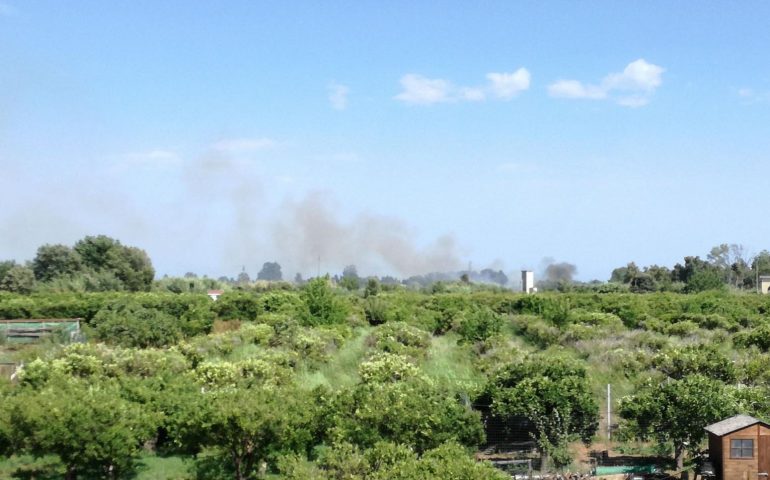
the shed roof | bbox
[704,415,770,436]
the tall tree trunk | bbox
[541,449,550,473]
[65,465,77,480]
[675,444,685,471]
[233,452,244,480]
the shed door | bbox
[759,436,770,475]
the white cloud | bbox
[328,82,349,110]
[212,137,276,153]
[395,69,530,105]
[602,59,663,92]
[459,87,486,102]
[548,59,664,107]
[487,68,531,99]
[548,80,606,99]
[395,74,453,105]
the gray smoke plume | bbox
[182,148,265,271]
[541,257,578,282]
[271,192,462,277]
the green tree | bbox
[5,379,156,479]
[281,441,509,480]
[0,260,16,282]
[192,387,319,480]
[0,265,36,293]
[619,375,736,469]
[364,277,380,298]
[299,277,347,326]
[92,300,183,348]
[119,246,155,291]
[456,306,503,343]
[651,344,735,382]
[331,378,484,453]
[685,268,725,293]
[32,244,82,281]
[629,273,656,293]
[486,355,599,471]
[73,235,155,291]
[340,265,361,291]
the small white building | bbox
[759,276,770,294]
[521,270,536,294]
[207,289,224,301]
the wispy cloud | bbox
[395,68,531,105]
[487,69,531,99]
[395,74,454,104]
[211,137,276,153]
[110,149,182,173]
[737,87,770,103]
[548,59,664,107]
[548,80,606,100]
[328,82,349,110]
[496,161,538,174]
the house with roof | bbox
[207,289,224,301]
[705,415,770,480]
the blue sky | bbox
[2,1,770,281]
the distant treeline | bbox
[3,238,770,295]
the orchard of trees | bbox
[0,236,155,294]
[3,239,770,478]
[609,243,770,293]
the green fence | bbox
[0,319,81,343]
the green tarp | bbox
[595,465,659,475]
[0,321,80,343]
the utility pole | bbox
[607,384,612,441]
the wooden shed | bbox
[705,415,770,480]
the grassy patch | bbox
[134,455,194,480]
[297,326,372,389]
[422,333,484,391]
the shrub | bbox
[359,353,421,384]
[299,277,348,326]
[510,315,560,348]
[455,306,503,344]
[369,322,430,358]
[91,300,182,348]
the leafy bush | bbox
[651,344,736,382]
[91,300,182,348]
[359,353,421,384]
[280,441,509,480]
[455,306,503,344]
[214,292,261,321]
[330,379,484,453]
[299,277,348,326]
[510,315,561,348]
[369,322,430,358]
[734,323,770,351]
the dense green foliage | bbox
[5,271,770,478]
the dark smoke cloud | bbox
[541,257,578,282]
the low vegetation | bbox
[3,239,770,478]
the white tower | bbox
[522,270,536,294]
